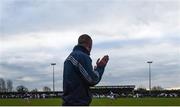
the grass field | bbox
[0,98,180,106]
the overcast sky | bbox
[0,0,180,91]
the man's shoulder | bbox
[71,50,91,61]
[72,50,88,57]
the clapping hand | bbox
[96,55,109,67]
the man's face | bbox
[87,40,92,52]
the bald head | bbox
[78,34,92,52]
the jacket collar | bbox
[73,45,90,55]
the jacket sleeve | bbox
[66,54,105,86]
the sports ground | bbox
[0,98,180,106]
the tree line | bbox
[0,78,13,92]
[0,78,52,92]
[137,85,164,91]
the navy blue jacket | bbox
[62,45,105,106]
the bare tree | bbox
[152,86,164,91]
[0,78,6,92]
[31,88,38,92]
[137,85,147,91]
[6,79,13,92]
[16,85,28,92]
[43,86,51,92]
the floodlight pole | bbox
[147,61,153,96]
[51,63,56,93]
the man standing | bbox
[62,34,109,106]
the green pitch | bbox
[0,98,180,106]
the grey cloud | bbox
[94,41,180,89]
[1,0,112,35]
[0,59,63,90]
[94,35,180,50]
[1,0,179,36]
[0,49,64,90]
